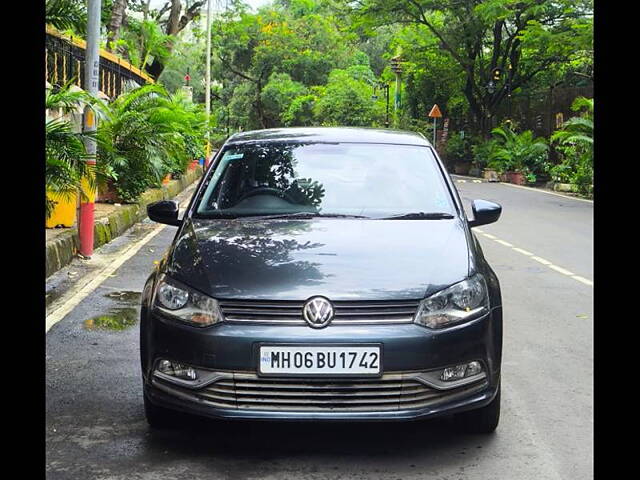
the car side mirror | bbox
[468,199,501,228]
[147,200,182,226]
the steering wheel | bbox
[236,186,297,204]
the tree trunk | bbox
[167,0,183,36]
[106,0,129,52]
[145,1,206,79]
[143,0,152,21]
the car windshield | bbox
[194,142,456,219]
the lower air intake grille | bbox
[155,372,486,412]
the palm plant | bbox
[549,97,593,194]
[551,97,593,155]
[45,84,109,219]
[98,84,208,202]
[487,125,549,175]
[45,0,87,34]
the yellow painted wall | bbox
[46,192,77,228]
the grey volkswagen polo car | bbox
[141,127,503,433]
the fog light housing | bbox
[156,359,197,381]
[440,361,483,382]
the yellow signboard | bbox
[428,104,443,118]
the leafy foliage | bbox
[116,19,174,70]
[313,69,385,127]
[487,124,549,176]
[45,84,111,219]
[348,0,593,135]
[46,0,87,35]
[548,97,593,194]
[445,132,475,165]
[260,73,309,127]
[97,85,207,202]
[210,1,363,129]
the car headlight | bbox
[414,274,488,329]
[154,275,223,327]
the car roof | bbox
[225,127,432,147]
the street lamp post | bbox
[382,83,390,128]
[372,83,390,128]
[507,63,513,119]
[204,0,212,167]
[390,56,403,115]
[79,0,101,258]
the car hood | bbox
[165,218,471,301]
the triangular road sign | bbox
[428,104,442,118]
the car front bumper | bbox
[145,375,497,421]
[142,307,502,421]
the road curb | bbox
[46,167,203,278]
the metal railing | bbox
[46,25,154,97]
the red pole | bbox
[79,0,101,258]
[79,192,95,256]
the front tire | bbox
[455,384,500,434]
[144,394,177,429]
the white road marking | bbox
[500,182,593,203]
[475,231,592,287]
[45,223,166,332]
[46,191,195,333]
[495,239,513,247]
[531,256,553,265]
[572,276,593,286]
[548,264,575,276]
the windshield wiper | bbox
[239,212,370,221]
[381,212,455,220]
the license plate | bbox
[258,344,382,376]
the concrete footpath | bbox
[45,167,203,278]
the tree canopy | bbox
[46,0,593,141]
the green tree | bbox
[349,0,593,135]
[117,19,174,71]
[314,69,385,126]
[283,94,318,126]
[260,73,309,127]
[211,1,357,129]
[158,26,207,100]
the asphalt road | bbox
[45,180,593,480]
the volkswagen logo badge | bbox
[302,296,334,328]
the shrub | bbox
[445,132,473,165]
[45,83,112,218]
[549,97,593,196]
[472,138,499,171]
[98,85,207,202]
[487,124,548,176]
